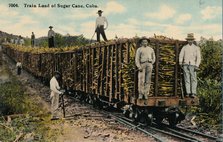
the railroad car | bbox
[2,37,199,126]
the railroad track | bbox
[162,124,217,142]
[63,94,218,142]
[114,114,218,142]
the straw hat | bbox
[139,36,150,43]
[185,33,195,40]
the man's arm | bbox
[52,31,55,37]
[104,17,108,30]
[48,31,50,38]
[196,46,201,67]
[151,49,156,64]
[135,49,142,70]
[179,47,185,65]
[95,20,97,31]
[51,80,62,94]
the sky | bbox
[0,0,222,40]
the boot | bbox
[138,94,143,99]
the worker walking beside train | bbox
[135,37,156,100]
[50,71,64,120]
[179,33,201,98]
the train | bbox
[2,37,199,126]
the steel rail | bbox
[114,114,201,142]
[160,123,217,141]
[176,126,217,141]
[112,114,166,142]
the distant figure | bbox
[50,71,63,120]
[18,35,24,45]
[179,33,201,98]
[48,26,55,48]
[95,10,108,42]
[135,37,156,99]
[16,61,22,75]
[15,37,19,45]
[31,32,35,47]
[10,39,15,44]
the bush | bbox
[194,38,222,128]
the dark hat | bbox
[54,71,61,76]
[185,33,195,40]
[97,10,103,13]
[139,36,150,43]
[49,26,53,28]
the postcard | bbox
[0,0,222,142]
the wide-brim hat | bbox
[139,36,150,43]
[185,33,195,40]
[54,71,61,76]
[97,10,103,13]
[49,26,53,28]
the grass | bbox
[0,61,62,142]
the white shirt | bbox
[10,39,14,44]
[95,16,108,29]
[16,62,22,68]
[135,46,156,69]
[48,29,55,38]
[179,43,201,67]
[19,39,24,45]
[50,76,62,94]
[15,39,19,44]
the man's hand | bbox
[181,65,184,69]
[194,66,199,71]
[138,67,143,72]
[60,89,66,95]
[179,64,183,69]
[50,93,54,99]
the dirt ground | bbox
[2,51,156,142]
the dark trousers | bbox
[17,67,21,75]
[48,37,55,48]
[96,26,108,42]
[31,39,34,47]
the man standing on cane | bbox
[135,37,156,100]
[48,26,55,48]
[50,71,64,120]
[95,10,108,42]
[179,33,201,98]
[31,32,35,47]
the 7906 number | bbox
[9,3,19,7]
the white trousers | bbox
[182,65,197,95]
[138,63,153,99]
[50,91,60,117]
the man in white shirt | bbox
[16,60,22,75]
[19,38,24,46]
[135,37,156,99]
[95,10,108,42]
[50,71,63,120]
[179,33,201,98]
[48,26,55,48]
